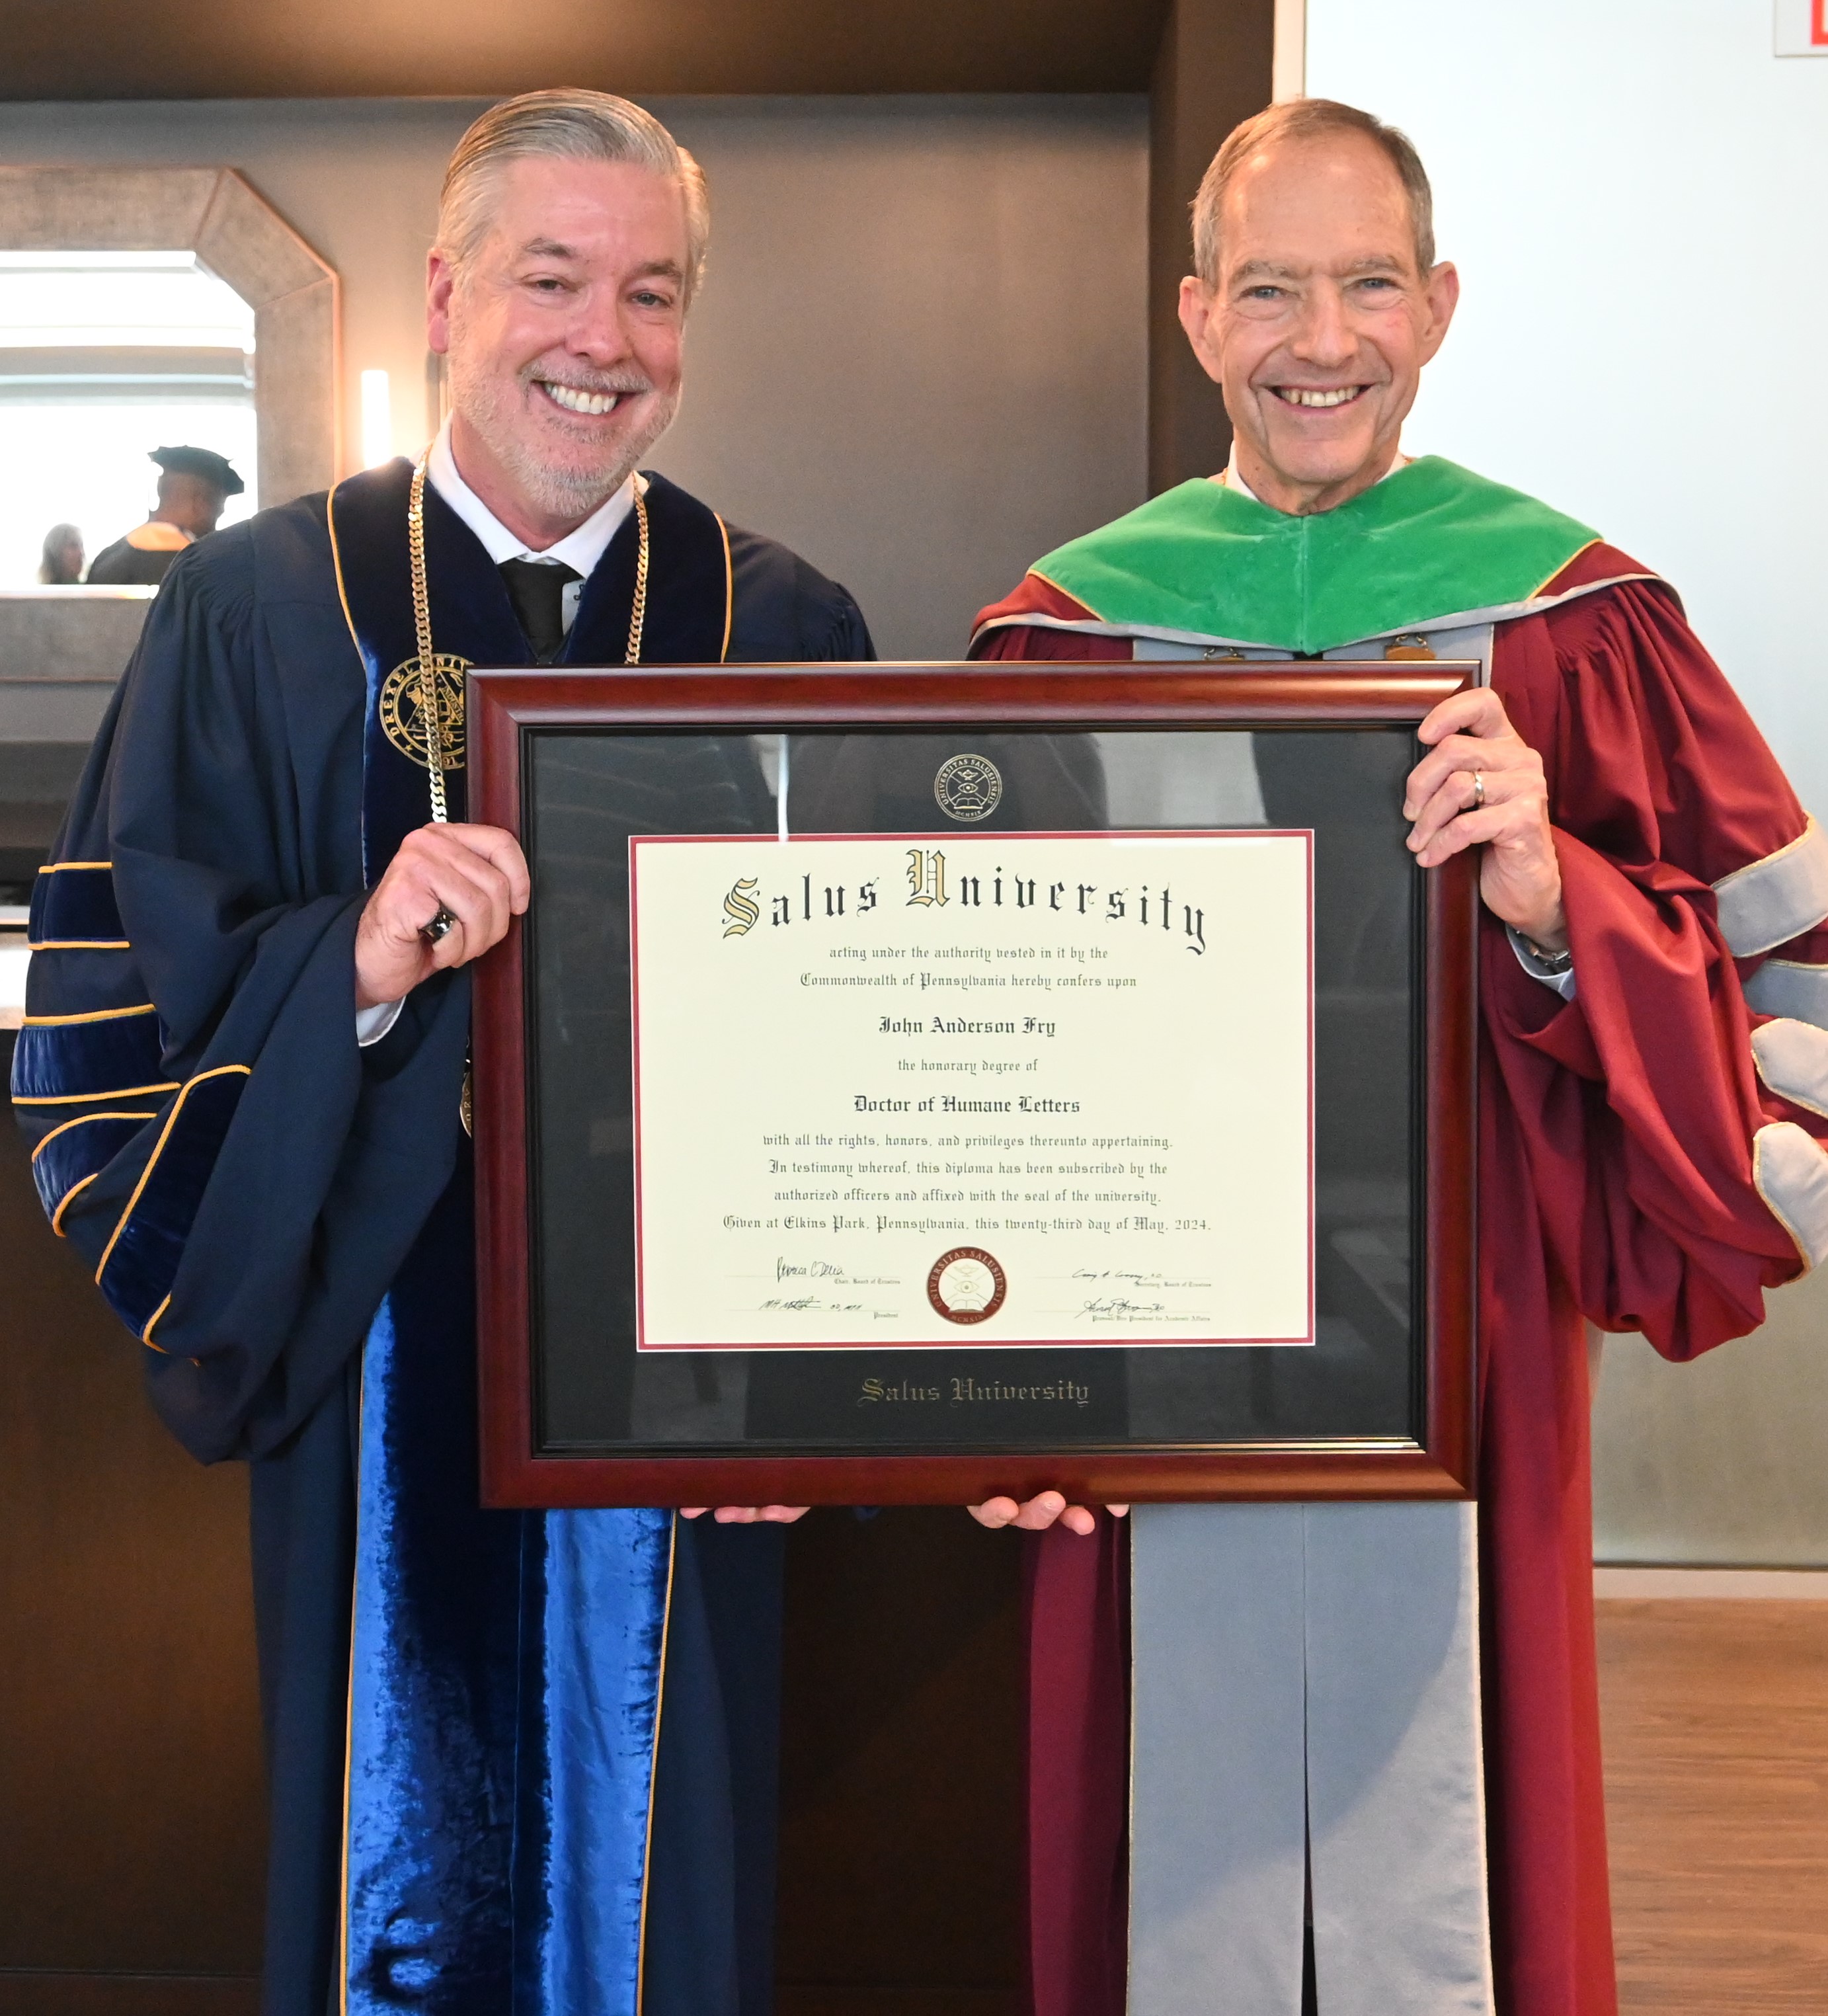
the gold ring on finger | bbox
[1472,770,1486,809]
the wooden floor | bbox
[1597,1599,1828,2013]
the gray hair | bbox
[1191,99,1435,286]
[438,89,710,300]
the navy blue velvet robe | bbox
[13,460,872,2016]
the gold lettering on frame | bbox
[854,1375,1095,1408]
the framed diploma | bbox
[469,664,1478,1508]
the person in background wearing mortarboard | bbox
[87,446,243,585]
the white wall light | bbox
[360,369,393,467]
[1273,0,1308,101]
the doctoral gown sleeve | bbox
[969,575,1127,660]
[1488,572,1828,1357]
[725,524,876,661]
[11,525,469,1464]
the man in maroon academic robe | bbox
[969,99,1828,2016]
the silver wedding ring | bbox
[420,906,457,944]
[1472,770,1486,809]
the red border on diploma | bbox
[626,828,1318,1353]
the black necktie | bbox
[499,557,582,664]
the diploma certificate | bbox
[472,665,1478,1506]
[629,830,1313,1350]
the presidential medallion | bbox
[926,1246,1008,1324]
[379,653,469,771]
[934,752,1003,823]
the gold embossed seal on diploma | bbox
[627,830,1315,1351]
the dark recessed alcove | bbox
[775,1509,1026,2016]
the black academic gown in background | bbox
[12,460,871,2016]
[85,525,191,585]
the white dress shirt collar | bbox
[424,417,639,584]
[1219,442,1409,506]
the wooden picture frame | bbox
[470,663,1478,1508]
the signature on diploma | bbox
[1077,1295,1170,1322]
[1070,1266,1211,1292]
[777,1257,900,1288]
[757,1293,900,1320]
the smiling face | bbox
[1178,132,1458,516]
[428,154,692,545]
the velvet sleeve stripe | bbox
[93,1064,252,1341]
[51,1171,100,1236]
[11,1006,171,1106]
[20,945,159,1029]
[1744,959,1828,1029]
[1753,1121,1828,1268]
[1712,816,1828,957]
[29,862,129,948]
[1749,1020,1828,1119]
[23,1002,157,1026]
[13,1080,180,1108]
[32,1110,162,1230]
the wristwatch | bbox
[1521,936,1573,975]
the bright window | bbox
[0,252,257,586]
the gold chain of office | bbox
[396,450,651,823]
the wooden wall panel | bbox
[0,1034,266,1990]
[2,0,1169,100]
[0,1980,257,2015]
[775,1508,1026,2016]
[1148,0,1277,492]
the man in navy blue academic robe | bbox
[13,91,871,2016]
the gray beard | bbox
[447,346,678,521]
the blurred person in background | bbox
[37,524,84,584]
[87,445,243,585]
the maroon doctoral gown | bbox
[973,536,1828,2016]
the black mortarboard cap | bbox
[150,445,245,495]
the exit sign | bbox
[1776,0,1828,54]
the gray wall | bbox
[654,99,1146,659]
[0,95,1148,659]
[1593,1275,1828,1567]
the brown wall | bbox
[1148,0,1277,491]
[777,1510,1026,2016]
[0,1031,266,2011]
[3,0,1167,101]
